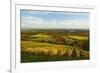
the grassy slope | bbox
[21,30,89,63]
[21,41,89,63]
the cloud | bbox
[21,16,89,29]
[60,20,89,29]
[21,16,43,28]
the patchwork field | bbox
[21,29,89,63]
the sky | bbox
[21,10,90,29]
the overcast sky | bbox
[21,10,90,29]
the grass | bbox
[21,41,73,56]
[21,29,89,63]
[21,55,68,63]
[69,35,88,40]
[21,52,89,63]
[30,34,51,38]
[21,41,89,62]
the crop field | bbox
[21,29,89,63]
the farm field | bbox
[21,29,90,63]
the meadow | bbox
[21,29,89,63]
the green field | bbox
[21,29,89,63]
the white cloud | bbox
[21,16,89,29]
[60,20,89,29]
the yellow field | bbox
[30,34,51,38]
[69,35,88,40]
[21,41,73,56]
[21,41,89,59]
